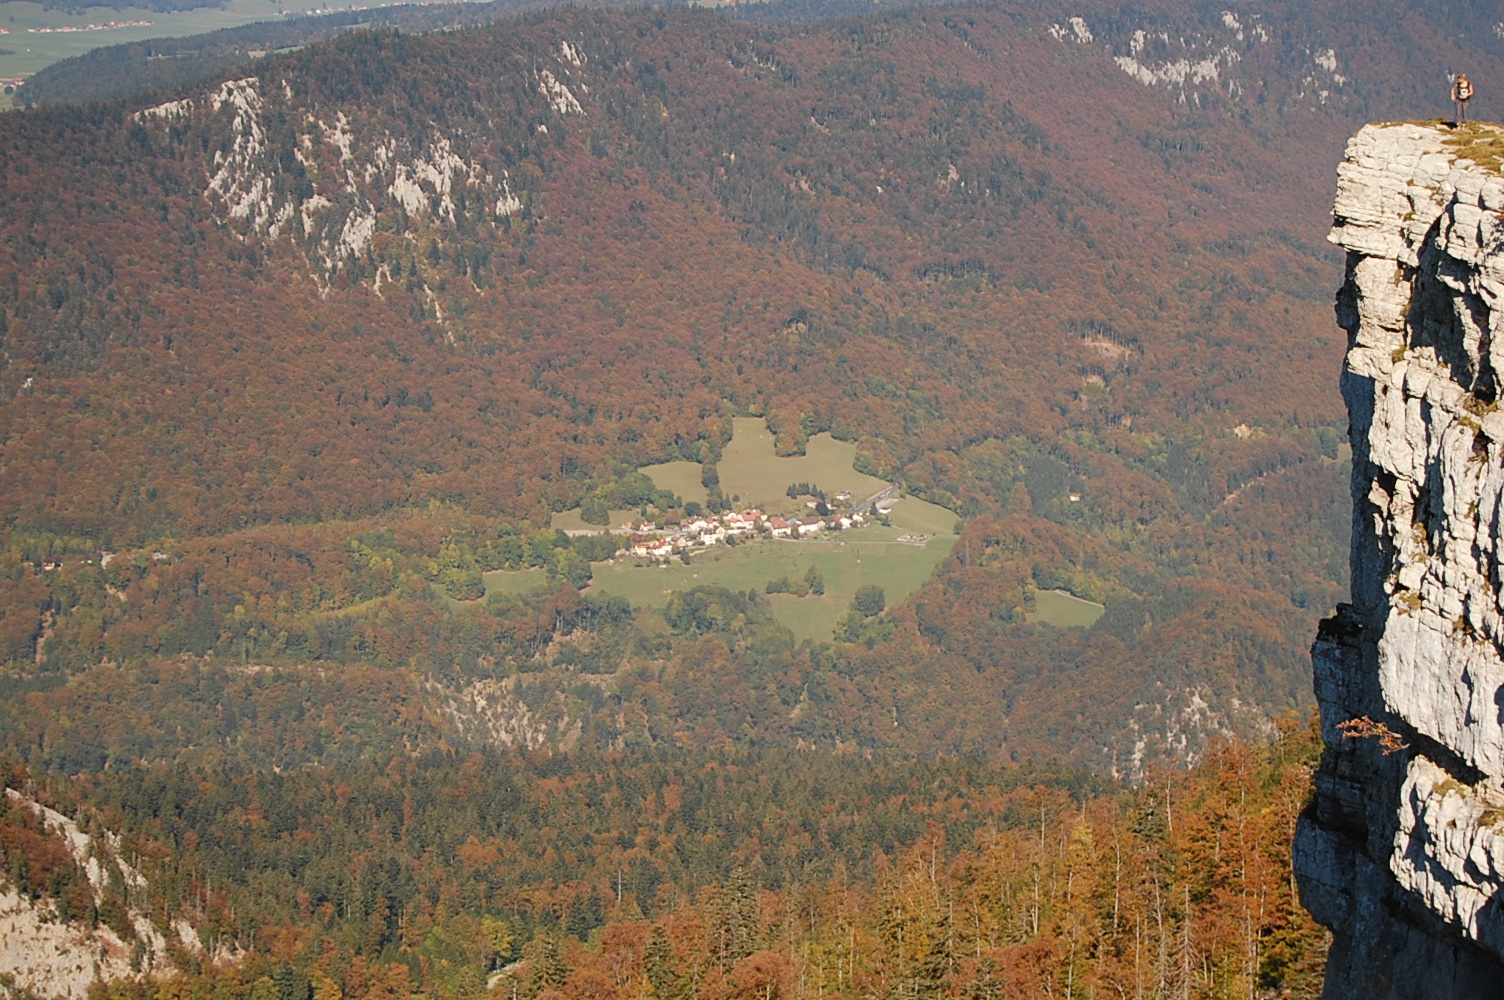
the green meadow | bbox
[1029,589,1105,628]
[640,460,706,507]
[550,508,639,533]
[713,418,891,510]
[588,521,955,644]
[553,418,908,529]
[480,567,547,596]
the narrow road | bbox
[851,485,899,517]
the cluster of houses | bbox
[23,19,152,33]
[31,550,168,573]
[619,507,867,560]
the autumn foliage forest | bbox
[1,0,1500,997]
[3,721,1328,1000]
[0,0,1394,763]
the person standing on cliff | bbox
[1452,73,1474,125]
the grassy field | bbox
[1030,589,1105,628]
[432,567,547,611]
[481,500,959,643]
[0,0,517,84]
[555,419,905,523]
[482,567,547,595]
[880,494,958,537]
[588,528,955,643]
[641,460,706,506]
[516,420,957,641]
[0,0,325,81]
[715,418,890,511]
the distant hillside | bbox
[1,0,1501,773]
[19,0,548,106]
[18,0,955,108]
[40,0,229,12]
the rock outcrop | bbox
[1295,122,1504,996]
[0,788,202,1000]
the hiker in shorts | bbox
[1453,74,1474,124]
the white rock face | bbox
[135,65,562,288]
[1333,125,1504,778]
[0,788,202,999]
[536,69,584,116]
[1111,49,1235,90]
[432,676,582,751]
[1057,11,1338,106]
[1295,123,1504,996]
[1392,756,1504,956]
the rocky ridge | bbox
[1295,122,1504,996]
[130,43,592,290]
[1045,7,1348,108]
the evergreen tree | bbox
[644,926,682,1000]
[714,866,758,971]
[530,934,569,995]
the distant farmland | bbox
[522,419,957,641]
[588,500,956,643]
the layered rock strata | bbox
[1295,122,1504,996]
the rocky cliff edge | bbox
[1295,122,1504,997]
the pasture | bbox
[551,419,905,525]
[494,494,960,643]
[0,0,333,81]
[481,567,547,596]
[640,460,706,506]
[588,525,955,643]
[1030,589,1105,628]
[712,418,890,511]
[551,508,639,532]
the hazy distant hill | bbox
[1,0,1501,774]
[35,0,1503,113]
[19,0,549,106]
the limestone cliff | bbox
[1294,122,1504,996]
[0,788,202,1000]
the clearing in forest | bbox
[555,418,898,528]
[0,0,340,80]
[550,508,640,532]
[712,418,890,511]
[520,419,957,641]
[1029,589,1105,628]
[640,460,707,506]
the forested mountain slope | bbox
[4,0,1497,773]
[0,726,1330,1000]
[5,2,1499,996]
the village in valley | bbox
[612,486,897,563]
[517,421,962,643]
